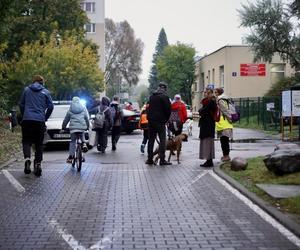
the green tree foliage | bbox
[105,18,144,87]
[5,33,104,104]
[148,28,168,94]
[0,0,87,58]
[156,43,195,104]
[239,0,300,68]
[265,75,300,96]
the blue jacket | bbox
[62,97,90,132]
[19,82,54,122]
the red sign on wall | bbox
[240,64,266,76]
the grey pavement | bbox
[0,123,299,249]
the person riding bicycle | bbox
[62,96,90,163]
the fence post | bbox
[247,98,250,124]
[257,97,260,125]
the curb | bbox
[213,164,300,239]
[0,152,22,170]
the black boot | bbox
[200,159,213,167]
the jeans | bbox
[111,126,121,146]
[21,120,45,163]
[147,122,166,161]
[69,132,85,156]
[97,127,109,151]
[142,129,149,145]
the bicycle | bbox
[71,132,89,172]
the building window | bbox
[84,23,96,33]
[200,73,205,92]
[208,70,211,83]
[212,68,215,83]
[82,2,96,13]
[270,64,285,85]
[219,65,224,87]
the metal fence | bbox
[232,97,282,131]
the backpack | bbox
[167,108,182,133]
[220,98,240,123]
[93,106,109,129]
[110,105,122,126]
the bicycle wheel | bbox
[76,144,82,172]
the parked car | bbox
[43,103,96,147]
[121,108,140,134]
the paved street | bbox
[0,125,299,249]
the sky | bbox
[105,0,250,81]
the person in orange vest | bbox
[139,102,149,153]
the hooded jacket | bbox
[19,82,54,122]
[171,100,187,123]
[147,88,171,124]
[62,97,90,132]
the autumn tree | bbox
[0,0,88,59]
[239,0,300,68]
[157,43,195,104]
[105,18,144,91]
[148,28,169,94]
[5,33,104,106]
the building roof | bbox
[200,45,250,60]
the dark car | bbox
[121,109,140,134]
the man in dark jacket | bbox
[110,95,123,151]
[146,82,172,165]
[19,75,54,176]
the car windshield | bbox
[49,105,70,119]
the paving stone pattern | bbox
[0,130,298,250]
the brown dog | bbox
[154,133,188,164]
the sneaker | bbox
[140,144,145,154]
[24,159,31,174]
[82,143,88,153]
[97,144,101,152]
[112,144,116,151]
[145,159,154,165]
[33,162,42,177]
[159,160,172,166]
[66,155,74,164]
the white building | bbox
[81,0,105,71]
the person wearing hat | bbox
[169,94,187,136]
[19,75,54,176]
[146,81,172,165]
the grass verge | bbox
[0,121,21,165]
[221,156,300,223]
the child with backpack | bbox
[62,96,90,163]
[91,97,112,153]
[214,88,234,162]
[139,102,149,154]
[110,95,123,151]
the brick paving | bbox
[0,129,298,249]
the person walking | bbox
[91,96,112,153]
[62,96,90,163]
[214,88,233,162]
[110,95,123,151]
[146,82,172,166]
[198,87,217,167]
[139,102,149,154]
[19,75,54,176]
[169,94,187,136]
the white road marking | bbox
[209,170,300,247]
[90,232,121,249]
[2,170,25,193]
[189,171,208,185]
[49,219,87,250]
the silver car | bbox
[43,104,96,147]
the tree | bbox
[148,28,169,94]
[0,0,88,59]
[156,43,195,104]
[238,0,300,68]
[105,18,144,88]
[5,33,104,106]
